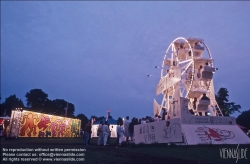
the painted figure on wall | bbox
[64,119,71,137]
[18,111,81,138]
[71,120,77,137]
[37,115,51,131]
[19,113,38,137]
[50,119,60,137]
[163,121,181,140]
[163,121,171,139]
[57,120,66,137]
[195,126,235,142]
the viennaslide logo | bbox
[219,144,248,163]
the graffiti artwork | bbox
[162,121,181,140]
[134,118,182,144]
[182,124,250,145]
[195,126,235,142]
[19,113,39,137]
[150,125,155,133]
[139,124,155,143]
[144,133,156,143]
[18,111,81,138]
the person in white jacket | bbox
[117,122,124,145]
[102,121,109,146]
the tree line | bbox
[0,89,90,129]
[0,88,249,130]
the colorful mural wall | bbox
[16,110,81,138]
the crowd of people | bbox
[96,120,123,147]
[83,113,170,147]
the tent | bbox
[91,117,118,138]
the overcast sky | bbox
[1,1,250,119]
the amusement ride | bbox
[155,37,223,117]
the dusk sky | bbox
[1,2,250,119]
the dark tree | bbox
[1,95,24,116]
[76,113,89,130]
[236,109,250,130]
[117,117,123,125]
[43,99,57,114]
[97,116,105,121]
[25,89,48,110]
[91,115,98,123]
[50,99,75,117]
[215,88,241,116]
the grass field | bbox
[1,137,249,164]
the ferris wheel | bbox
[155,37,222,117]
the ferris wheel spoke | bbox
[180,61,192,70]
[181,61,193,76]
[179,79,189,96]
[179,59,193,64]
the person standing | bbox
[102,121,109,146]
[106,124,111,145]
[129,119,135,141]
[162,108,167,120]
[116,122,120,146]
[84,121,91,146]
[88,123,92,145]
[118,122,124,145]
[141,118,146,124]
[124,116,130,144]
[154,114,159,122]
[80,129,83,138]
[97,121,103,146]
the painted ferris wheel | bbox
[155,37,223,117]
